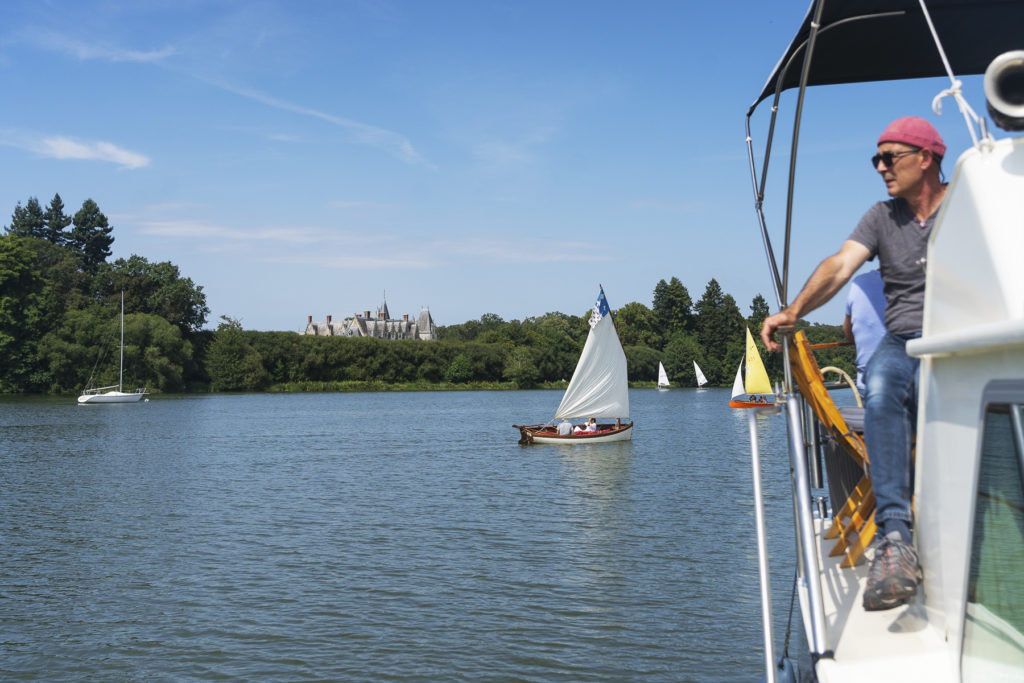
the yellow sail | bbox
[744,327,773,395]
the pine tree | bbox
[694,278,745,365]
[748,293,770,332]
[42,193,72,246]
[652,276,693,337]
[6,198,46,239]
[69,199,114,271]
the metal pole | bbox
[804,396,823,489]
[748,406,781,683]
[785,392,829,654]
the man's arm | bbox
[761,240,870,351]
[842,315,854,343]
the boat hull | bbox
[729,395,774,409]
[514,422,633,444]
[78,390,146,404]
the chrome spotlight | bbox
[985,50,1024,132]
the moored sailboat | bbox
[514,286,633,444]
[729,328,773,408]
[743,1,1024,681]
[78,292,148,404]
[657,361,670,390]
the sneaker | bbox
[863,536,922,611]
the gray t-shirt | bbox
[848,198,937,335]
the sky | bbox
[0,0,991,332]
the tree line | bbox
[1,194,854,394]
[205,277,853,392]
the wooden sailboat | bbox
[657,361,670,390]
[693,361,708,388]
[78,292,148,404]
[743,1,1024,681]
[514,286,633,444]
[728,328,773,408]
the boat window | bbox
[962,403,1024,681]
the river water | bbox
[1,389,807,681]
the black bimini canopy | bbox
[750,0,1024,115]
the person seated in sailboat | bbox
[585,418,598,432]
[761,116,947,612]
[557,418,572,436]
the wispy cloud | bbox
[135,218,607,267]
[0,129,149,169]
[439,237,609,263]
[23,28,426,166]
[37,136,150,169]
[205,79,430,166]
[23,29,174,63]
[471,127,557,168]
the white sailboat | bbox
[657,361,670,390]
[78,292,147,404]
[744,2,1024,681]
[729,328,774,408]
[693,361,708,388]
[514,286,633,444]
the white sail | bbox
[657,361,670,388]
[730,361,745,400]
[693,361,708,387]
[554,298,629,420]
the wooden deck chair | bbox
[788,330,875,567]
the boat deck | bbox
[801,518,955,682]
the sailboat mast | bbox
[119,290,124,393]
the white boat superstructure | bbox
[743,1,1024,681]
[78,292,147,404]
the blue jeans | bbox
[863,331,921,541]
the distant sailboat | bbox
[78,292,148,404]
[514,286,633,444]
[657,361,670,390]
[729,328,774,408]
[693,361,708,388]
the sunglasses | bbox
[871,148,921,168]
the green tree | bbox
[748,294,770,333]
[95,255,209,334]
[0,235,53,391]
[662,332,707,386]
[445,353,474,383]
[206,316,268,391]
[42,194,72,246]
[694,278,745,365]
[624,345,661,382]
[6,198,46,239]
[653,277,693,339]
[614,302,661,349]
[69,199,114,272]
[503,346,540,388]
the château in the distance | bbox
[303,295,436,341]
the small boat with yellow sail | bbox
[729,328,774,408]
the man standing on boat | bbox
[760,116,947,611]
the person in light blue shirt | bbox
[843,269,887,395]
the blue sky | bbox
[0,1,988,332]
